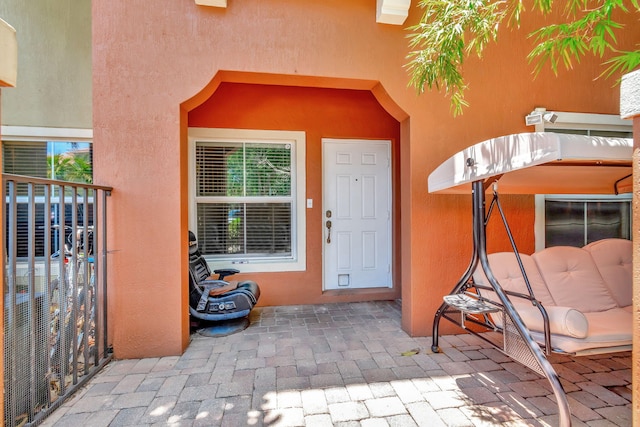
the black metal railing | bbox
[3,174,112,427]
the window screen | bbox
[195,141,293,259]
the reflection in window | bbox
[545,199,631,247]
[2,140,93,257]
[195,141,293,259]
[3,140,93,185]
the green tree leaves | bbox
[406,0,640,115]
[49,152,93,184]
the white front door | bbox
[322,139,392,290]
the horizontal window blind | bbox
[3,141,48,179]
[2,140,93,257]
[195,140,294,259]
[196,142,291,197]
[197,203,292,257]
[3,140,93,184]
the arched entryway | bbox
[180,73,409,321]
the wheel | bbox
[431,345,441,353]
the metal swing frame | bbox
[430,179,572,427]
[426,132,635,427]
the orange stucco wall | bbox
[92,0,640,358]
[189,83,402,307]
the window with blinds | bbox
[3,140,93,185]
[2,139,93,257]
[544,198,632,247]
[533,113,633,249]
[195,141,294,259]
[3,141,49,179]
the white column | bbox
[0,18,17,87]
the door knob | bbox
[326,220,332,244]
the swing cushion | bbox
[473,252,555,307]
[527,308,632,355]
[473,254,588,338]
[474,239,632,354]
[532,246,618,313]
[583,238,633,309]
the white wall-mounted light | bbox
[525,110,557,126]
[525,112,543,126]
[543,112,558,123]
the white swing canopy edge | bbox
[428,132,633,195]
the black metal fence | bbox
[3,174,112,427]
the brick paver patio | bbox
[40,301,632,426]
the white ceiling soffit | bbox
[428,132,633,195]
[195,0,227,7]
[0,18,17,87]
[194,0,411,25]
[377,0,411,25]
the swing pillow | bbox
[513,304,588,339]
[473,252,555,307]
[532,246,618,313]
[473,253,588,338]
[583,239,632,309]
[473,239,632,354]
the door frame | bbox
[321,138,393,291]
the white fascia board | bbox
[376,0,411,25]
[1,126,93,141]
[195,0,227,8]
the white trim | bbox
[194,0,226,8]
[530,108,633,133]
[1,126,93,141]
[321,138,393,290]
[188,128,306,273]
[376,0,411,25]
[0,18,17,87]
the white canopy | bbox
[428,132,633,195]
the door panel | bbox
[323,139,392,290]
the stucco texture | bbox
[92,0,640,358]
[0,0,92,128]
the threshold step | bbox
[443,293,500,314]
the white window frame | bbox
[1,126,94,267]
[531,109,633,250]
[1,126,93,142]
[188,128,306,273]
[1,125,93,181]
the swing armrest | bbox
[213,268,240,280]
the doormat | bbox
[196,317,250,337]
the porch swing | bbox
[428,132,633,427]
